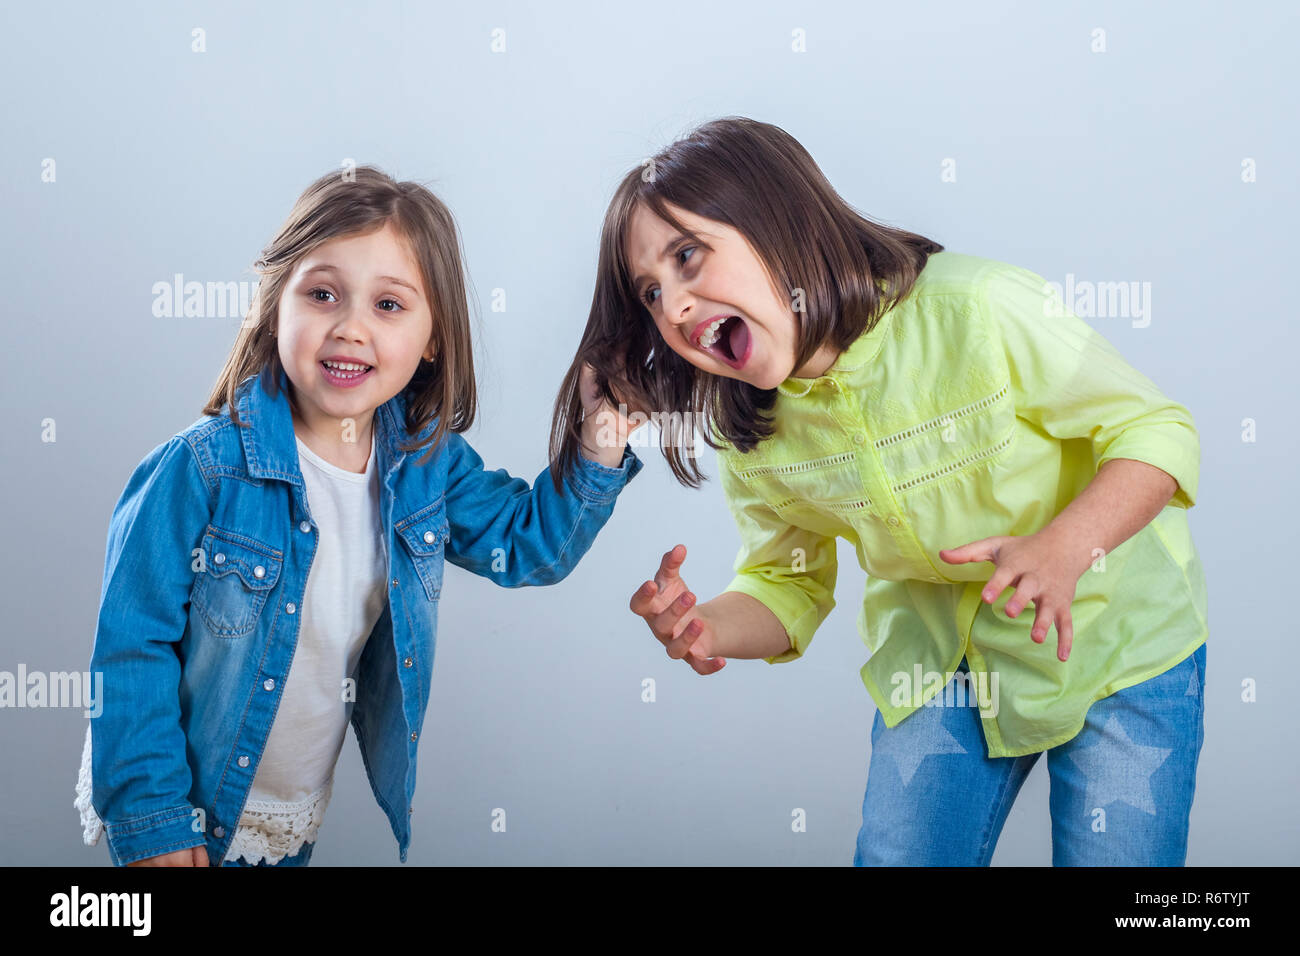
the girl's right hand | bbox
[628,544,726,675]
[126,845,210,867]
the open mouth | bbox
[695,314,752,370]
[320,360,374,387]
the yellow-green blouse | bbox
[716,251,1207,758]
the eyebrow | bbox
[631,237,685,292]
[301,263,420,295]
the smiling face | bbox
[626,201,840,390]
[276,221,435,455]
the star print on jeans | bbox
[874,711,968,787]
[1066,714,1173,815]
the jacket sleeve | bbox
[717,455,838,663]
[441,432,642,586]
[982,262,1200,509]
[88,435,213,865]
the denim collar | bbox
[233,365,425,486]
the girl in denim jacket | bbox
[77,166,643,866]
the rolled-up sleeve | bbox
[718,456,838,663]
[982,263,1200,509]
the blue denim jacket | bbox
[84,365,641,865]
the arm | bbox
[90,436,212,865]
[442,425,642,587]
[695,590,793,660]
[985,261,1200,509]
[942,264,1202,660]
[1040,457,1178,577]
[710,455,839,662]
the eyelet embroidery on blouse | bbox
[727,380,1013,516]
[732,450,857,481]
[873,381,1010,449]
[224,780,331,866]
[74,723,104,846]
[74,723,330,865]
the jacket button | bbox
[213,825,225,838]
[237,755,250,767]
[263,678,275,691]
[410,732,418,742]
[853,433,866,445]
[253,565,266,579]
[213,552,226,564]
[887,515,900,527]
[299,520,311,533]
[286,602,296,614]
[408,806,413,815]
[423,531,436,544]
[391,578,398,588]
[403,657,413,668]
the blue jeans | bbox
[854,642,1206,866]
[220,840,315,867]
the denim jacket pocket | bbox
[190,525,283,638]
[395,500,450,601]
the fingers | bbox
[670,617,727,675]
[655,544,687,591]
[629,578,684,619]
[1027,598,1073,662]
[1056,610,1073,662]
[664,613,702,659]
[1003,573,1039,618]
[193,844,210,867]
[628,579,658,616]
[686,647,727,675]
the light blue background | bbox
[2,0,1294,865]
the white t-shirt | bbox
[223,430,388,865]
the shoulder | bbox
[904,251,1050,310]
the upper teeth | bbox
[698,316,732,349]
[324,360,368,371]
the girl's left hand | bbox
[939,530,1086,662]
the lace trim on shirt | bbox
[224,779,332,866]
[76,722,331,866]
[74,723,105,846]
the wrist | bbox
[1037,521,1096,579]
[579,420,626,469]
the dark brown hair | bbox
[202,165,477,465]
[548,116,943,491]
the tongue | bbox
[727,317,750,363]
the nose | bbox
[331,300,369,342]
[660,281,695,331]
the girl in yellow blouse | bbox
[550,116,1207,866]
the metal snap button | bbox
[299,520,311,533]
[237,755,249,768]
[253,565,266,579]
[286,602,296,614]
[213,825,225,838]
[403,657,413,668]
[263,678,275,691]
[410,732,418,742]
[423,530,435,544]
[214,553,226,564]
